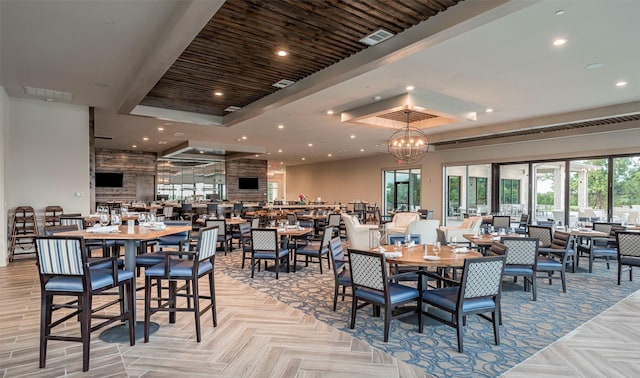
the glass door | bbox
[532,161,565,225]
[499,163,529,217]
[569,159,608,226]
[383,168,421,215]
[613,156,640,225]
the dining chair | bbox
[232,221,251,251]
[498,237,539,301]
[143,225,218,342]
[515,214,529,234]
[537,231,575,292]
[327,213,343,238]
[181,203,194,222]
[328,237,351,311]
[293,225,333,273]
[615,231,640,285]
[577,222,623,273]
[60,216,116,257]
[348,249,422,342]
[35,235,135,372]
[250,229,290,279]
[527,225,553,248]
[136,220,191,277]
[206,219,232,255]
[387,233,421,245]
[420,255,506,352]
[492,215,511,230]
[251,217,261,228]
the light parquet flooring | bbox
[503,290,640,377]
[0,258,429,377]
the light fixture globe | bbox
[387,110,429,164]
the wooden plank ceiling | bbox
[140,0,463,116]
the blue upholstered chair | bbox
[348,249,423,342]
[537,231,575,292]
[421,255,506,352]
[35,235,135,372]
[577,222,623,273]
[328,237,351,311]
[250,229,290,279]
[143,225,218,342]
[498,237,539,301]
[293,225,333,273]
[616,231,640,285]
[232,221,251,249]
[135,220,191,275]
[59,216,117,257]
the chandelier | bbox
[387,110,429,164]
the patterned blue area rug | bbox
[215,250,640,377]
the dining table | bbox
[376,243,482,269]
[57,223,192,336]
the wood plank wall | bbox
[94,149,157,203]
[226,159,267,203]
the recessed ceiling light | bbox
[143,137,149,141]
[199,150,204,154]
[616,81,628,87]
[373,95,382,101]
[242,136,247,140]
[553,38,567,46]
[255,154,259,157]
[278,124,284,129]
[350,135,356,139]
[328,153,332,157]
[326,110,334,115]
[360,149,365,152]
[132,145,137,148]
[586,62,604,70]
[554,9,566,16]
[301,157,305,161]
[157,127,164,131]
[406,85,415,91]
[277,50,288,57]
[158,141,167,145]
[174,132,183,136]
[486,108,494,113]
[308,143,313,147]
[278,149,282,153]
[214,91,223,96]
[280,161,283,164]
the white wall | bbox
[0,87,7,267]
[3,97,90,265]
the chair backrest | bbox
[233,203,243,213]
[391,212,421,228]
[425,210,434,220]
[287,213,297,224]
[348,249,387,292]
[320,225,333,249]
[206,203,218,215]
[251,229,278,252]
[238,221,251,235]
[158,220,191,247]
[328,213,342,227]
[163,206,173,217]
[616,231,640,258]
[35,236,87,276]
[44,225,79,235]
[492,215,511,229]
[489,241,507,257]
[328,237,346,273]
[60,216,84,230]
[518,214,530,227]
[459,256,505,301]
[436,228,448,245]
[196,226,219,261]
[592,222,620,234]
[387,234,421,245]
[500,237,539,265]
[251,217,260,228]
[181,203,192,211]
[549,231,574,252]
[406,219,439,245]
[527,225,553,248]
[206,219,227,236]
[537,220,554,227]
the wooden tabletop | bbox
[267,227,314,237]
[463,233,521,246]
[375,244,482,268]
[57,225,191,241]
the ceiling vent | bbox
[272,79,296,89]
[24,86,72,101]
[359,29,394,46]
[341,93,478,130]
[224,106,241,112]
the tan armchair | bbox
[439,216,483,243]
[342,213,379,250]
[385,212,421,235]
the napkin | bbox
[406,241,416,248]
[492,236,501,241]
[378,246,386,253]
[86,225,119,233]
[383,251,402,258]
[453,247,469,253]
[423,255,441,260]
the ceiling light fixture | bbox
[277,50,288,57]
[308,143,313,147]
[616,81,628,87]
[214,91,223,96]
[406,85,414,91]
[326,110,334,115]
[387,110,429,164]
[486,108,494,113]
[157,127,164,131]
[553,38,567,46]
[278,124,284,129]
[350,135,356,139]
[143,137,149,141]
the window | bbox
[448,176,461,216]
[383,168,421,214]
[469,177,487,207]
[500,179,520,204]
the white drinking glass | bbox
[138,212,147,224]
[451,236,458,246]
[433,241,441,256]
[148,213,156,223]
[99,212,110,227]
[111,214,121,226]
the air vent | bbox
[359,29,394,46]
[24,86,72,101]
[95,136,113,140]
[272,79,295,89]
[224,106,241,112]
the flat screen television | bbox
[238,177,259,190]
[96,172,123,187]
